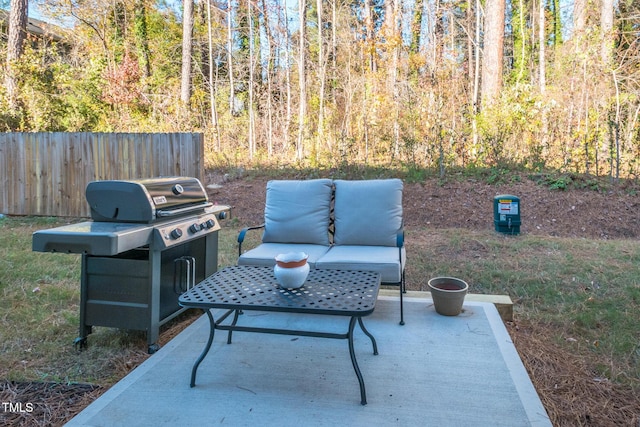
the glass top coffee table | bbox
[179,265,381,405]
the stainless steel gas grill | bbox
[32,177,229,353]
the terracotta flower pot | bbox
[428,277,469,316]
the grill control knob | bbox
[203,219,216,229]
[170,228,183,239]
[189,223,201,233]
[172,184,184,195]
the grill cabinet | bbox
[32,177,229,353]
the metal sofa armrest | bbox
[237,224,265,256]
[396,229,404,248]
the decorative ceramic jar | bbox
[274,252,310,289]
[428,277,469,316]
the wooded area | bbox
[1,0,639,178]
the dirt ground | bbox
[206,172,640,240]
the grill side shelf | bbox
[32,222,153,256]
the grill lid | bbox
[86,177,210,223]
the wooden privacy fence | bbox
[0,132,205,217]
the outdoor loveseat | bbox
[237,178,406,324]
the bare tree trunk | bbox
[261,0,275,156]
[205,0,220,149]
[248,0,255,158]
[472,0,481,112]
[581,61,591,174]
[516,0,526,82]
[480,0,506,107]
[134,0,152,78]
[331,0,337,104]
[573,0,586,35]
[5,0,28,110]
[386,0,400,157]
[601,0,615,178]
[538,0,549,163]
[571,0,587,62]
[181,0,194,106]
[316,0,326,157]
[364,0,375,72]
[410,0,424,55]
[471,0,481,152]
[297,0,307,160]
[466,0,474,85]
[600,0,614,67]
[362,61,370,162]
[284,2,292,151]
[538,0,546,93]
[432,0,444,70]
[611,70,620,180]
[227,0,235,115]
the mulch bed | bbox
[0,381,105,427]
[508,321,640,426]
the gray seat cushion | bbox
[316,245,405,283]
[262,179,333,245]
[333,179,403,247]
[238,243,331,268]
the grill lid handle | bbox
[156,202,213,218]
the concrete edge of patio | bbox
[379,288,514,321]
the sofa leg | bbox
[399,284,405,325]
[399,272,406,325]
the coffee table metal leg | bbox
[348,316,367,405]
[190,309,216,387]
[227,309,241,344]
[357,317,378,355]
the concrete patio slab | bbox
[65,296,551,427]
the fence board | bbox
[0,132,204,217]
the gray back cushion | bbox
[333,179,403,246]
[262,179,333,245]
